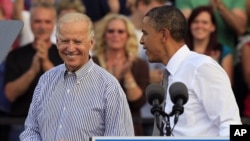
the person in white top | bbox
[140,5,242,136]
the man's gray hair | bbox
[56,12,94,40]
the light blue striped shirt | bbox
[20,58,134,141]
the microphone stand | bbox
[151,106,173,136]
[151,105,164,136]
[159,110,172,136]
[152,105,183,136]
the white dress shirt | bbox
[164,45,241,136]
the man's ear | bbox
[161,28,169,41]
[89,37,95,50]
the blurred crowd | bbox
[0,0,250,140]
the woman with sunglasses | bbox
[92,13,150,136]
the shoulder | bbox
[50,44,57,48]
[10,43,33,53]
[222,45,232,55]
[48,44,59,52]
[6,43,33,58]
[41,64,65,80]
[91,56,100,65]
[90,63,116,80]
[134,58,148,66]
[93,63,121,83]
[85,63,124,95]
[175,51,228,78]
[185,51,219,69]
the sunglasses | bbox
[106,29,126,34]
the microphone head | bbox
[169,82,188,105]
[146,83,165,105]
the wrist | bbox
[41,59,53,71]
[27,68,38,78]
[124,77,137,89]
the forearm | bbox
[20,105,42,140]
[242,44,250,89]
[108,0,120,13]
[124,74,143,101]
[5,69,37,102]
[12,0,24,20]
[217,4,247,35]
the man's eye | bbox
[75,41,82,44]
[61,40,68,43]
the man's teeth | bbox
[66,54,75,57]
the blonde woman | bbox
[92,13,150,136]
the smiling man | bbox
[20,12,134,141]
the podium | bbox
[91,137,229,141]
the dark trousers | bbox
[0,111,10,141]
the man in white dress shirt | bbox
[140,5,241,136]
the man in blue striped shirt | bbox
[20,12,134,141]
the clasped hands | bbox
[30,39,53,74]
[107,53,135,81]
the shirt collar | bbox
[63,58,95,81]
[166,44,190,75]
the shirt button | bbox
[67,89,70,93]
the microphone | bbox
[146,83,165,115]
[169,82,188,124]
[146,83,165,134]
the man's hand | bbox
[34,39,54,71]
